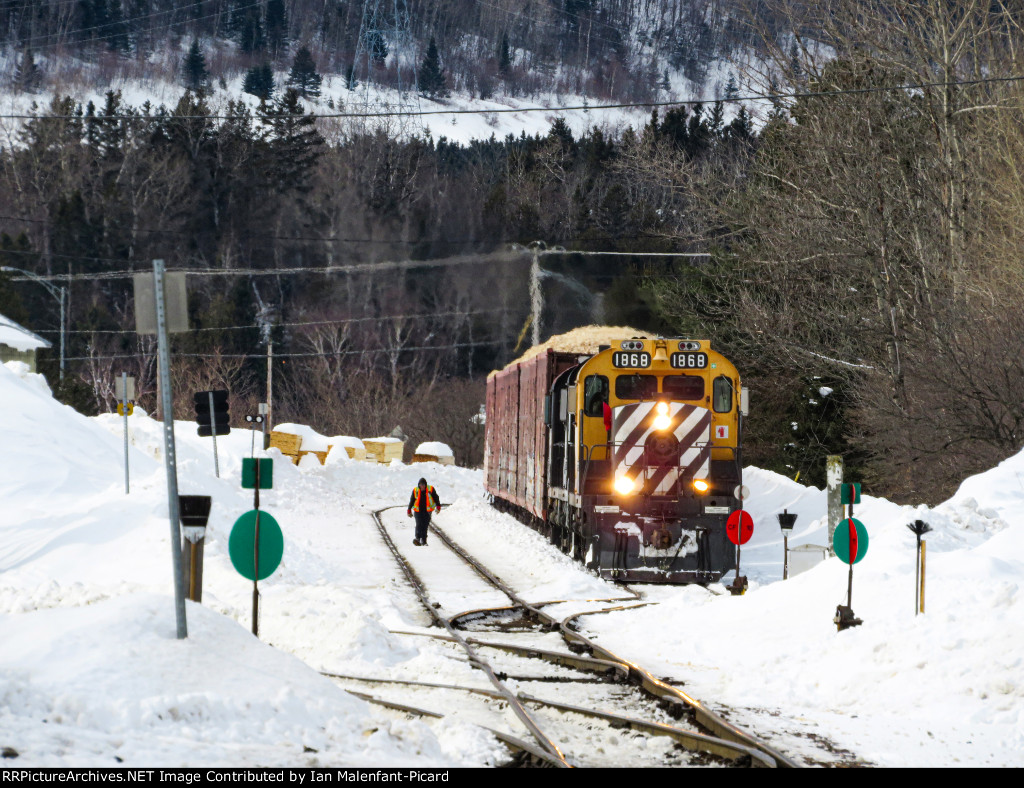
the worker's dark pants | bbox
[414,512,431,542]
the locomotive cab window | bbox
[713,376,734,413]
[615,374,657,400]
[663,375,705,400]
[583,375,609,417]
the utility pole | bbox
[826,455,844,555]
[530,249,541,347]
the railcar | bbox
[484,337,747,583]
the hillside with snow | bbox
[1,358,1022,767]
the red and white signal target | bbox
[726,510,754,545]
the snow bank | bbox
[414,442,453,458]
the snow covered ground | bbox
[1,359,1021,767]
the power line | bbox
[33,308,506,335]
[0,246,714,283]
[62,339,504,362]
[0,74,1020,122]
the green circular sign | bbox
[833,517,869,565]
[229,510,283,580]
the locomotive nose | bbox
[645,432,680,465]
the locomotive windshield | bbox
[583,375,609,416]
[713,376,734,412]
[663,375,705,400]
[615,374,657,400]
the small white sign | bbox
[594,505,620,514]
[715,425,729,439]
[704,506,730,514]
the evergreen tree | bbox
[345,61,358,90]
[265,0,288,58]
[0,233,33,327]
[286,47,322,98]
[15,47,42,93]
[182,38,210,93]
[724,73,739,100]
[236,6,265,53]
[498,33,511,75]
[660,69,671,94]
[106,0,129,54]
[243,63,276,101]
[418,37,446,98]
[258,88,325,192]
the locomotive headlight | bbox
[692,479,710,494]
[614,476,637,495]
[653,401,672,431]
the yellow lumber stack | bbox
[412,453,454,466]
[269,431,303,464]
[364,438,404,464]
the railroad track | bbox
[323,506,799,768]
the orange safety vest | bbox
[412,486,437,513]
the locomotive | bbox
[484,335,747,583]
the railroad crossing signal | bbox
[195,390,230,437]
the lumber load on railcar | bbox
[484,327,748,584]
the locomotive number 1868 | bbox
[671,352,708,369]
[612,351,651,368]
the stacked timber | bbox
[327,437,367,462]
[364,437,405,464]
[412,441,454,466]
[268,430,302,463]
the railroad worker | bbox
[407,477,442,546]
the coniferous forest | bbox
[3,0,1024,502]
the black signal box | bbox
[195,389,230,437]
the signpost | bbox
[833,515,868,631]
[179,495,212,602]
[134,260,189,639]
[195,390,230,477]
[232,457,278,636]
[726,509,753,595]
[906,520,932,615]
[777,509,797,579]
[245,413,265,456]
[115,373,135,494]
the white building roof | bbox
[0,313,52,352]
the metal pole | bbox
[252,461,261,637]
[826,455,843,555]
[208,391,220,478]
[920,541,927,614]
[917,532,925,618]
[154,259,187,639]
[783,533,789,580]
[266,341,273,442]
[122,371,130,495]
[59,286,66,383]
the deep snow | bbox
[1,359,1021,767]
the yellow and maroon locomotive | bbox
[484,335,747,583]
